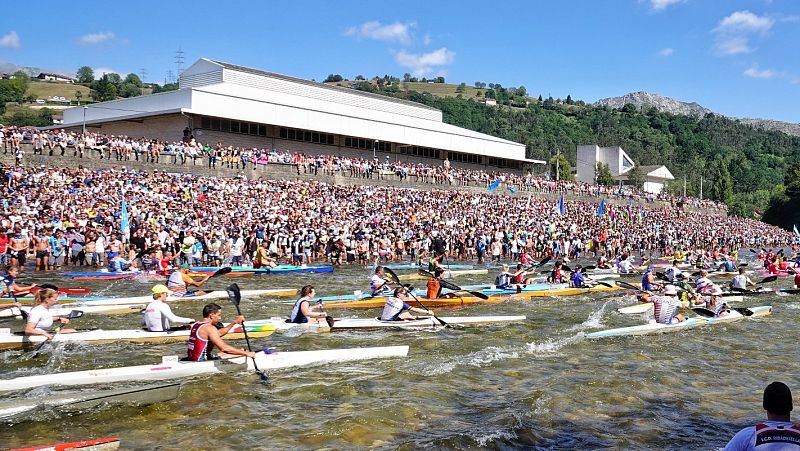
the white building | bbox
[576,144,635,183]
[60,58,543,172]
[634,165,675,194]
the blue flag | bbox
[488,179,500,192]
[554,193,565,215]
[120,198,129,233]
[596,198,606,217]
[794,224,800,239]
[508,186,517,194]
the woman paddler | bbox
[24,288,77,340]
[289,285,329,324]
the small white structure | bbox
[36,73,75,83]
[576,144,635,183]
[635,165,675,194]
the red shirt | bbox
[0,234,7,253]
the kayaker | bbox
[426,276,442,299]
[724,381,800,450]
[370,266,393,296]
[569,265,589,288]
[794,270,800,289]
[23,288,77,340]
[674,273,701,307]
[495,264,514,289]
[380,287,434,321]
[425,254,447,275]
[168,263,210,297]
[107,252,134,272]
[664,260,684,282]
[512,263,537,285]
[718,256,737,273]
[186,302,255,361]
[704,285,731,317]
[695,270,714,294]
[641,265,661,292]
[142,284,195,332]
[597,255,610,269]
[638,284,685,324]
[731,268,756,290]
[548,261,567,284]
[616,254,634,274]
[289,285,328,324]
[0,265,37,297]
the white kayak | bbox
[588,305,772,338]
[263,315,527,332]
[54,289,293,307]
[0,304,146,319]
[0,321,277,350]
[617,295,746,315]
[0,346,410,392]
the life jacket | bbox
[289,297,311,323]
[426,278,441,299]
[495,273,511,287]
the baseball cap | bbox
[152,284,171,294]
[663,285,677,295]
[763,381,793,415]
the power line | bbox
[174,47,185,77]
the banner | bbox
[488,179,500,192]
[596,198,606,217]
[554,193,565,216]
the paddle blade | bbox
[438,279,462,292]
[733,307,754,316]
[39,283,60,291]
[418,269,435,279]
[67,310,84,319]
[537,256,551,267]
[212,267,233,278]
[583,265,596,271]
[595,281,614,288]
[325,316,335,328]
[226,283,242,308]
[758,275,778,284]
[692,307,716,318]
[655,272,670,282]
[384,268,401,285]
[617,281,642,291]
[468,290,489,300]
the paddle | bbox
[617,281,647,292]
[383,267,402,285]
[758,275,778,284]
[226,283,268,384]
[209,267,233,278]
[526,256,551,271]
[692,307,716,318]
[405,290,448,327]
[435,277,489,300]
[30,310,84,359]
[315,300,336,328]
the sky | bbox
[1,0,798,122]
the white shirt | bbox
[27,304,54,333]
[725,420,800,450]
[732,274,750,290]
[142,299,194,332]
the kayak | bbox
[515,284,620,297]
[322,294,494,309]
[0,321,277,350]
[8,438,120,451]
[0,304,146,319]
[479,283,569,295]
[0,383,180,420]
[397,269,488,281]
[382,263,474,270]
[0,295,114,304]
[616,296,745,314]
[0,345,410,392]
[258,315,526,332]
[65,270,166,280]
[191,265,334,274]
[320,283,560,303]
[47,288,297,307]
[587,305,772,338]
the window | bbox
[230,122,239,133]
[259,125,267,136]
[201,117,211,129]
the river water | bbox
[1,262,797,450]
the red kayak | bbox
[9,437,120,451]
[31,286,92,295]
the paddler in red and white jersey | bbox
[637,284,685,324]
[186,302,255,361]
[724,381,800,450]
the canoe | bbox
[0,304,146,319]
[0,346,410,392]
[257,315,526,332]
[66,270,166,280]
[0,321,276,350]
[397,269,488,281]
[322,294,494,309]
[587,305,772,338]
[382,263,474,270]
[8,438,120,451]
[0,383,180,420]
[49,288,297,307]
[192,265,334,274]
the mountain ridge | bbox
[594,91,800,137]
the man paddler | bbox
[168,263,210,297]
[370,266,394,296]
[186,302,255,361]
[638,284,685,324]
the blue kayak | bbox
[381,264,474,270]
[191,265,333,274]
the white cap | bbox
[663,285,678,295]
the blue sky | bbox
[1,0,798,122]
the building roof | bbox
[637,165,675,180]
[209,59,439,113]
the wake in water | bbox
[567,301,610,331]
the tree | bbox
[124,73,143,87]
[105,73,122,86]
[784,160,800,199]
[118,82,142,98]
[565,94,573,105]
[516,85,527,97]
[76,66,94,84]
[456,82,466,93]
[596,162,614,186]
[403,73,411,82]
[75,90,83,104]
[323,74,343,83]
[550,154,575,181]
[152,82,179,93]
[537,94,543,102]
[355,75,365,81]
[711,159,733,204]
[435,76,445,83]
[626,164,645,189]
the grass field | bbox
[26,81,91,102]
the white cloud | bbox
[79,32,115,45]
[395,47,455,76]
[344,21,415,45]
[92,67,118,76]
[650,0,685,11]
[780,15,800,23]
[743,65,778,79]
[423,33,431,46]
[658,47,675,56]
[716,37,753,55]
[714,10,774,33]
[0,31,20,49]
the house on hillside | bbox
[630,165,675,194]
[36,73,75,83]
[482,98,497,106]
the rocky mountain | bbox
[594,91,800,137]
[0,59,72,78]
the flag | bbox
[508,186,517,194]
[554,193,565,215]
[488,179,500,192]
[794,224,800,239]
[120,198,129,233]
[596,198,606,217]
